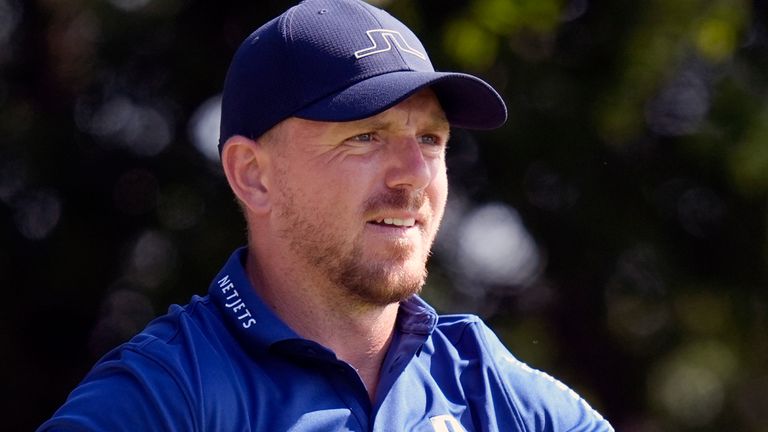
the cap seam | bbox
[282,4,297,42]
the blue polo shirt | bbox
[38,248,614,431]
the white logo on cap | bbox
[354,29,426,60]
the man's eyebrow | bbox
[418,109,450,130]
[350,114,450,131]
[428,114,450,130]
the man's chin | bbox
[365,243,425,266]
[349,281,423,307]
[340,261,427,306]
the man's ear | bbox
[221,135,272,215]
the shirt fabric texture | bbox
[38,247,614,432]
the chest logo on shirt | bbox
[429,414,467,432]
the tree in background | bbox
[1,0,766,430]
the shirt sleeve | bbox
[36,345,197,432]
[477,322,615,432]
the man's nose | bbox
[384,138,432,191]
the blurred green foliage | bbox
[2,0,767,430]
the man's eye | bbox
[350,133,374,142]
[419,135,441,145]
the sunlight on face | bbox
[267,88,450,306]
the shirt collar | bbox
[209,247,300,355]
[396,295,438,335]
[209,247,439,356]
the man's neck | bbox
[245,250,399,401]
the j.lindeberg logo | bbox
[354,29,426,60]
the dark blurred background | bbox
[2,0,767,430]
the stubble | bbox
[275,184,433,306]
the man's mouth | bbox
[372,217,417,228]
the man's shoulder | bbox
[127,295,214,344]
[430,313,546,374]
[104,294,231,369]
[431,312,491,351]
[427,313,614,431]
[36,295,249,431]
[428,313,511,369]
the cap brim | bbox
[294,71,507,130]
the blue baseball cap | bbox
[219,0,507,151]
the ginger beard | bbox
[273,179,443,306]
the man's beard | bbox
[275,187,432,306]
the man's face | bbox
[266,88,449,306]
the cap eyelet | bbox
[318,9,327,15]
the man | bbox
[39,0,614,430]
